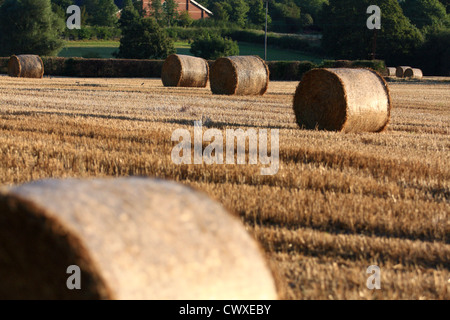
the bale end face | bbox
[210,57,239,95]
[161,54,183,87]
[294,69,347,131]
[404,68,423,79]
[210,56,269,96]
[395,66,411,78]
[293,68,391,133]
[386,67,396,77]
[162,54,209,88]
[0,178,277,300]
[0,193,111,299]
[7,55,21,77]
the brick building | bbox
[142,0,212,20]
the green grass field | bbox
[58,40,324,62]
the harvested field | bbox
[0,75,448,300]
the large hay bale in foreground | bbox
[293,68,391,133]
[386,67,396,77]
[395,66,411,78]
[161,54,209,87]
[0,178,276,300]
[404,68,423,79]
[8,55,44,78]
[210,56,269,95]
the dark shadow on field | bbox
[0,110,286,130]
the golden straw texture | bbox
[210,56,269,95]
[0,177,277,300]
[386,67,396,77]
[404,68,423,79]
[161,54,209,87]
[7,55,44,78]
[293,68,392,133]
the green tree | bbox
[150,0,163,24]
[122,0,133,8]
[416,28,450,75]
[321,0,423,64]
[401,0,448,31]
[116,5,175,59]
[228,0,250,27]
[190,34,239,59]
[441,0,450,13]
[163,0,179,27]
[211,2,230,22]
[0,0,65,56]
[248,0,271,29]
[270,0,302,33]
[295,0,328,21]
[85,0,118,27]
[51,0,73,19]
[118,0,140,32]
[178,10,194,27]
[51,0,73,12]
[300,13,314,27]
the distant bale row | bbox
[160,58,386,85]
[395,66,410,77]
[0,178,277,300]
[1,55,388,81]
[386,66,423,79]
[162,54,270,96]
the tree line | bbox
[0,0,448,74]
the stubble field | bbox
[0,74,448,299]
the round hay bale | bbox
[404,68,423,79]
[161,54,209,87]
[8,55,44,78]
[293,68,391,133]
[386,67,396,77]
[210,56,269,95]
[0,178,277,300]
[395,66,411,78]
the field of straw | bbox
[0,74,448,299]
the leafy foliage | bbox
[416,28,450,75]
[178,10,194,27]
[321,0,424,64]
[270,0,302,33]
[115,3,175,59]
[0,0,65,56]
[163,0,179,27]
[247,0,270,28]
[150,0,163,23]
[84,0,118,27]
[190,34,239,59]
[401,0,449,31]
